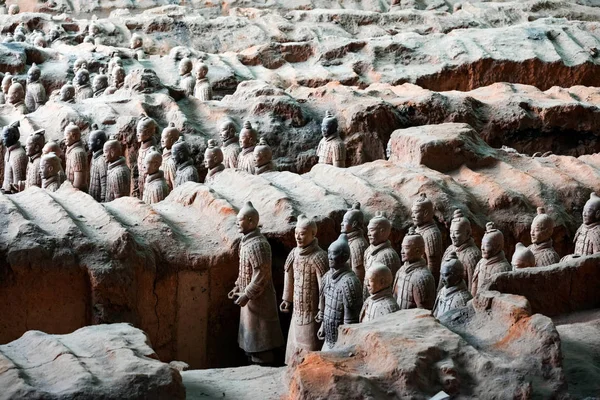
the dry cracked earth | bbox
[1,0,600,399]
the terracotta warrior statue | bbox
[317,110,346,168]
[74,69,93,101]
[7,78,27,114]
[512,243,536,269]
[471,222,512,296]
[254,137,275,175]
[341,202,368,286]
[105,66,125,95]
[73,58,87,75]
[92,69,109,97]
[16,129,45,191]
[130,34,145,60]
[316,233,362,350]
[528,207,560,266]
[104,139,131,201]
[2,121,27,193]
[204,139,224,183]
[237,121,258,174]
[0,72,12,104]
[136,115,158,197]
[25,63,47,112]
[193,63,212,101]
[40,152,62,192]
[42,141,66,184]
[412,193,443,285]
[108,53,123,79]
[574,193,600,256]
[178,58,195,96]
[142,151,170,204]
[64,123,89,192]
[359,262,399,322]
[172,138,199,187]
[160,122,180,190]
[88,125,108,202]
[442,209,481,292]
[281,214,328,365]
[220,120,240,169]
[393,227,436,310]
[59,81,75,103]
[363,212,401,300]
[228,201,284,364]
[433,251,472,319]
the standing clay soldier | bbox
[317,111,346,168]
[59,81,75,103]
[160,122,180,190]
[104,139,131,201]
[172,138,199,187]
[2,121,27,193]
[280,214,328,364]
[25,63,47,112]
[363,212,401,300]
[0,72,12,104]
[178,58,195,96]
[433,251,473,319]
[412,193,443,285]
[471,222,512,296]
[7,78,27,114]
[204,139,224,183]
[74,69,93,101]
[528,207,560,266]
[136,115,158,197]
[574,193,600,256]
[64,123,89,192]
[512,243,536,269]
[40,152,62,192]
[130,34,145,59]
[237,121,258,174]
[93,69,109,97]
[18,129,45,190]
[105,66,125,95]
[142,151,170,204]
[193,63,212,101]
[42,140,66,184]
[254,137,275,175]
[393,227,436,310]
[316,234,362,350]
[88,125,108,202]
[341,202,368,285]
[359,262,399,322]
[228,201,284,364]
[220,120,240,169]
[442,209,481,291]
[73,58,87,75]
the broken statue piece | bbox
[574,193,600,256]
[528,207,560,266]
[281,214,328,365]
[471,222,512,296]
[204,139,225,183]
[220,120,241,169]
[433,251,472,319]
[172,138,199,187]
[104,139,131,202]
[317,110,346,168]
[341,202,369,287]
[143,151,170,204]
[363,212,401,301]
[254,137,275,175]
[393,226,436,310]
[237,121,258,174]
[228,201,284,364]
[359,262,399,323]
[64,123,89,192]
[412,193,444,286]
[88,125,108,202]
[160,122,180,190]
[442,209,481,292]
[317,233,362,351]
[512,243,536,269]
[2,121,27,193]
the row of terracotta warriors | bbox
[229,192,600,365]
